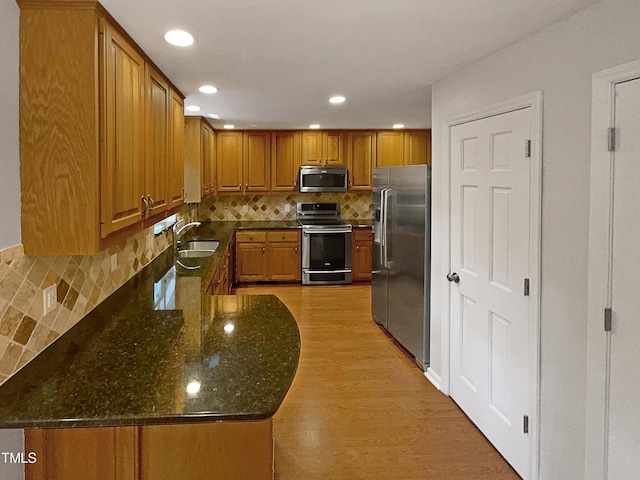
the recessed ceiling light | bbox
[185,105,200,112]
[223,124,235,129]
[329,95,346,104]
[207,113,220,119]
[393,124,405,129]
[309,124,320,129]
[164,29,195,47]
[199,85,219,94]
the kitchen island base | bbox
[25,419,273,480]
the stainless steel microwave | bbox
[298,166,348,193]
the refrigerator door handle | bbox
[380,188,389,267]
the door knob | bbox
[446,272,460,283]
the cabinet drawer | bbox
[352,228,372,241]
[267,230,300,243]
[236,231,268,243]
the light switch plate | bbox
[110,253,118,272]
[284,204,291,212]
[43,284,57,316]
[242,205,248,213]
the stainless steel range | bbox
[297,202,353,285]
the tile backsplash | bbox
[199,192,372,222]
[0,206,197,385]
[0,192,371,385]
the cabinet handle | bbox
[294,247,298,253]
[147,194,155,212]
[262,247,265,253]
[183,187,186,200]
[141,196,148,218]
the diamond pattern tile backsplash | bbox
[0,206,198,385]
[199,192,372,222]
[0,193,371,385]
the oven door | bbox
[301,228,352,285]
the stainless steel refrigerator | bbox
[372,165,431,370]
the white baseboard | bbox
[425,368,444,393]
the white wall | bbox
[0,430,23,480]
[429,0,640,477]
[0,0,21,251]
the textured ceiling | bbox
[100,0,598,129]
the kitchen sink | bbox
[176,239,219,259]
[176,249,216,259]
[180,240,220,251]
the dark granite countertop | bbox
[346,219,373,228]
[0,222,300,429]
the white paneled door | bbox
[605,76,640,479]
[449,107,532,478]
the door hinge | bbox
[604,307,612,332]
[523,415,529,434]
[525,140,532,158]
[608,128,616,152]
[524,278,530,296]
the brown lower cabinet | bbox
[25,419,273,480]
[352,227,373,282]
[236,230,301,283]
[208,240,234,295]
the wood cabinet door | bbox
[216,131,243,192]
[183,117,204,203]
[236,243,267,282]
[145,64,170,218]
[271,131,299,191]
[300,131,324,165]
[139,421,273,480]
[352,228,372,281]
[404,130,431,166]
[267,242,301,281]
[244,132,271,192]
[25,426,137,480]
[100,23,145,238]
[202,122,214,197]
[324,131,344,165]
[168,89,185,209]
[376,131,404,167]
[347,131,375,191]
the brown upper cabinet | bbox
[346,131,376,192]
[243,132,271,193]
[376,131,405,167]
[300,131,344,166]
[18,1,184,255]
[271,132,300,192]
[169,90,186,209]
[405,130,432,166]
[216,131,244,193]
[184,117,215,203]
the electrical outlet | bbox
[365,203,370,211]
[110,253,118,272]
[43,284,57,316]
[242,205,248,213]
[284,204,291,212]
[146,234,152,250]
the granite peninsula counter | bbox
[0,221,301,479]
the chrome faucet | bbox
[173,219,202,251]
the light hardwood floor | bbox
[234,284,520,480]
